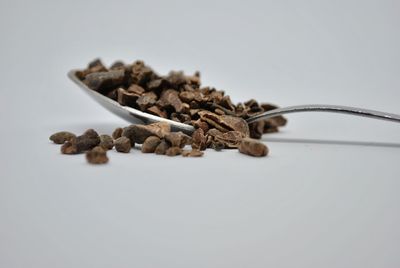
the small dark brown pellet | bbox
[182,149,204,157]
[99,134,114,150]
[50,131,76,144]
[154,140,170,155]
[238,138,269,157]
[112,127,123,140]
[165,146,182,156]
[114,136,131,153]
[141,136,161,153]
[86,146,109,164]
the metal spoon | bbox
[68,70,400,134]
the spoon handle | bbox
[246,104,400,124]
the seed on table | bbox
[114,136,131,153]
[182,149,204,157]
[141,136,161,153]
[154,140,170,155]
[165,147,182,156]
[49,131,76,144]
[238,138,269,157]
[99,134,114,150]
[86,146,109,164]
[112,127,123,140]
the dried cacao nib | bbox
[86,146,109,164]
[122,122,170,144]
[99,135,114,150]
[84,69,125,94]
[141,136,162,153]
[49,131,76,144]
[114,136,131,153]
[238,138,269,157]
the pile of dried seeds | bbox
[50,59,287,164]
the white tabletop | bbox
[1,1,400,267]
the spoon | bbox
[68,70,400,134]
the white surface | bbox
[1,0,400,267]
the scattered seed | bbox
[114,137,131,153]
[141,136,162,153]
[238,138,269,157]
[50,131,76,144]
[86,146,109,164]
[99,134,114,150]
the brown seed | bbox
[99,134,114,150]
[49,131,76,144]
[191,128,207,150]
[238,138,269,157]
[165,146,182,156]
[136,92,157,110]
[166,71,186,88]
[127,84,145,95]
[179,91,195,103]
[211,141,224,151]
[141,136,162,153]
[83,69,125,94]
[122,122,170,144]
[130,61,153,86]
[86,146,109,164]
[182,149,204,157]
[60,138,78,154]
[117,88,140,107]
[114,137,131,153]
[249,121,265,139]
[158,89,183,112]
[198,111,249,136]
[75,129,101,152]
[154,140,170,155]
[112,127,123,139]
[147,106,167,118]
[164,131,191,148]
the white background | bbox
[1,0,400,267]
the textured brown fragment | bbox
[198,111,249,136]
[249,121,265,139]
[147,106,167,118]
[164,132,191,148]
[238,138,268,157]
[112,128,123,140]
[117,88,139,107]
[141,136,162,153]
[130,61,153,86]
[122,122,170,144]
[60,138,78,154]
[114,137,131,153]
[191,128,207,150]
[99,135,114,150]
[159,89,183,112]
[154,140,170,155]
[165,146,182,156]
[179,91,195,103]
[127,84,145,95]
[84,70,125,94]
[214,131,245,148]
[166,71,186,88]
[75,129,101,152]
[136,92,157,110]
[76,59,107,79]
[86,146,109,164]
[49,131,76,144]
[182,149,204,157]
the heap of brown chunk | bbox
[51,58,287,164]
[78,59,287,141]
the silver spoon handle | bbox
[246,104,400,124]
